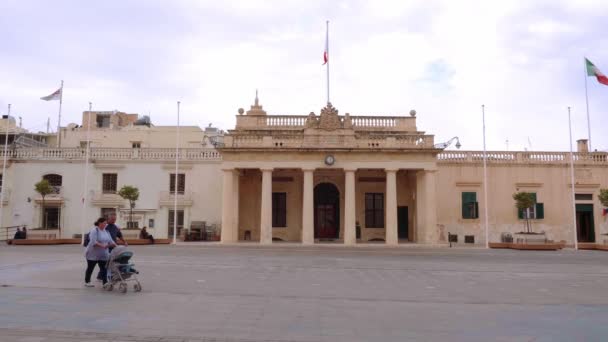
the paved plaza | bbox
[1,244,608,341]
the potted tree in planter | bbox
[513,192,536,234]
[118,185,139,229]
[599,189,608,216]
[599,189,608,241]
[34,179,54,236]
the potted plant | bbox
[118,185,139,228]
[34,179,54,234]
[599,189,608,238]
[513,192,536,234]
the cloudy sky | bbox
[1,0,607,151]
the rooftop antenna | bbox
[255,89,259,106]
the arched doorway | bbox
[314,183,340,239]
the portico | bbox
[219,98,440,245]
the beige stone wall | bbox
[436,163,608,245]
[59,125,217,148]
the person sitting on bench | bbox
[139,226,154,244]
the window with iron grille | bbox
[127,221,139,229]
[42,174,62,194]
[102,174,117,194]
[169,173,186,194]
[272,192,287,227]
[43,174,62,186]
[365,193,384,228]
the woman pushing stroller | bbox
[83,217,116,287]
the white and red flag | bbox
[40,88,62,101]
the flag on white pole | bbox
[41,88,62,101]
[323,23,328,65]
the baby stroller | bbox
[103,245,142,293]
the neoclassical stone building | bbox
[0,99,606,246]
[219,97,441,245]
[218,97,608,246]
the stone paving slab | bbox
[1,245,608,341]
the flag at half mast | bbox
[586,58,608,86]
[41,88,62,101]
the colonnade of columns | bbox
[221,167,436,245]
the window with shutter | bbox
[170,174,186,194]
[365,193,384,228]
[461,192,478,219]
[102,173,117,193]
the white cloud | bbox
[1,0,607,151]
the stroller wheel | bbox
[103,283,113,291]
[134,283,142,292]
[119,283,127,294]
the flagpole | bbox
[80,103,92,243]
[173,101,180,245]
[482,104,489,248]
[326,20,330,104]
[583,58,592,151]
[568,106,578,250]
[0,104,11,231]
[57,80,64,148]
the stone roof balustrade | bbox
[5,148,222,161]
[235,114,417,132]
[224,133,435,149]
[438,151,608,165]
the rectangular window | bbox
[127,221,139,229]
[169,173,186,194]
[517,193,544,219]
[132,142,141,149]
[461,192,479,219]
[575,193,593,201]
[168,209,184,237]
[272,192,287,227]
[102,173,118,194]
[43,206,61,229]
[101,208,116,218]
[365,193,384,228]
[0,174,3,191]
[96,115,111,128]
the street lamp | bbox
[434,136,461,149]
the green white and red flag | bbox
[585,58,608,86]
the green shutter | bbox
[536,203,544,219]
[474,202,479,219]
[462,192,476,219]
[518,208,524,219]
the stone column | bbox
[232,170,240,241]
[260,168,273,244]
[220,169,234,243]
[344,168,357,245]
[416,170,438,244]
[302,168,315,244]
[385,169,398,245]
